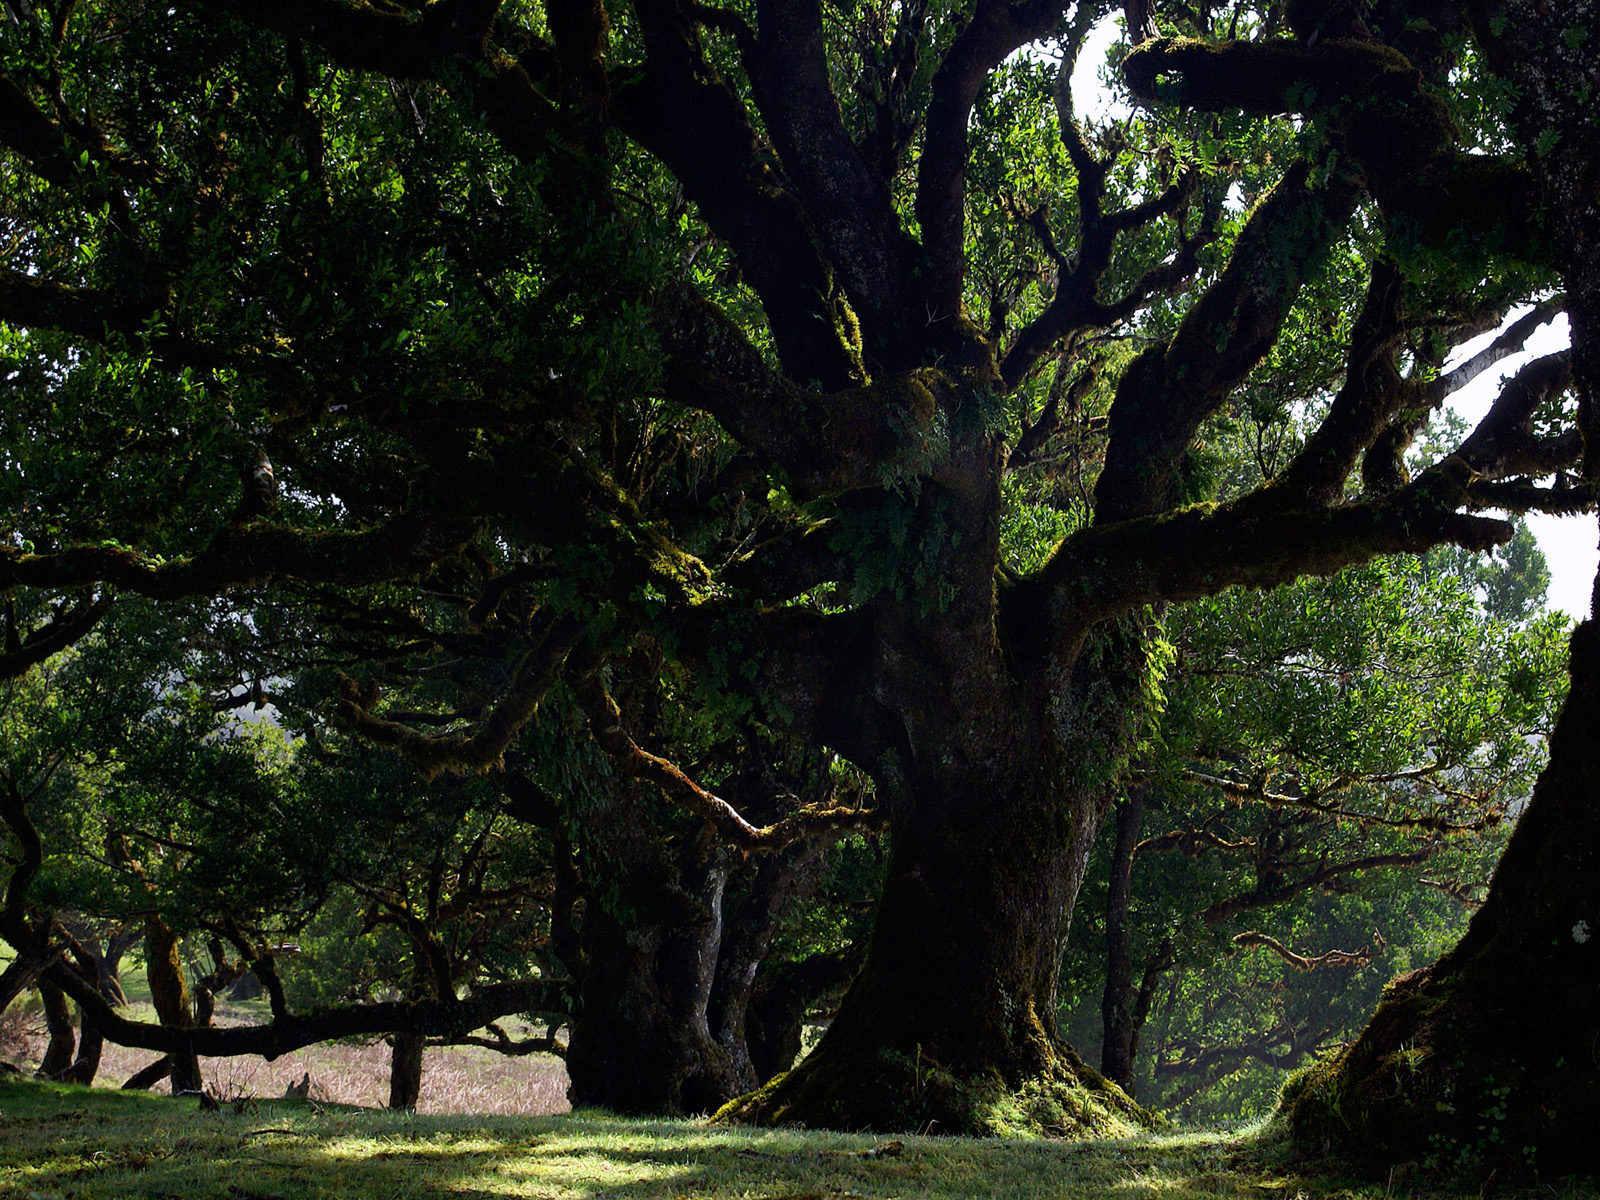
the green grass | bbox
[2,1076,1591,1200]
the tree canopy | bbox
[2,0,1598,1163]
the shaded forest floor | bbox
[3,1075,1596,1200]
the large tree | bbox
[0,0,1590,1135]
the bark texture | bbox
[721,615,1156,1134]
[561,772,832,1116]
[1099,791,1174,1094]
[565,853,748,1115]
[142,917,202,1093]
[389,1032,425,1110]
[36,978,74,1079]
[3,0,1586,1142]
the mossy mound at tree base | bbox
[1278,965,1600,1181]
[714,1043,1155,1138]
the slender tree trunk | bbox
[120,937,241,1093]
[143,917,202,1093]
[1100,792,1145,1090]
[1099,791,1177,1095]
[35,979,74,1079]
[63,1011,103,1086]
[389,1032,425,1110]
[100,926,139,1008]
[708,841,828,1090]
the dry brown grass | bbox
[0,991,45,1065]
[80,1002,571,1116]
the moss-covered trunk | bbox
[1282,0,1599,1172]
[723,613,1156,1135]
[724,746,1145,1135]
[716,424,1166,1135]
[143,917,202,1094]
[1284,616,1600,1173]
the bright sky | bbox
[1444,314,1596,622]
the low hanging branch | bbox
[0,593,113,681]
[1154,1019,1343,1109]
[576,673,881,854]
[0,511,484,601]
[1201,847,1436,925]
[44,959,564,1063]
[442,1019,568,1059]
[1418,876,1488,908]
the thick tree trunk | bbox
[566,845,751,1115]
[724,734,1147,1134]
[719,558,1161,1135]
[389,1032,425,1110]
[1282,0,1599,1173]
[560,737,835,1119]
[1284,616,1600,1173]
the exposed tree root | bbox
[717,1040,1153,1138]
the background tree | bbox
[1062,546,1567,1116]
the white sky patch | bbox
[1068,17,1130,124]
[1444,312,1596,622]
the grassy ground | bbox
[2,1075,1593,1200]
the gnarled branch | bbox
[577,672,882,853]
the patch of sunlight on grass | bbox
[1,1075,1581,1200]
